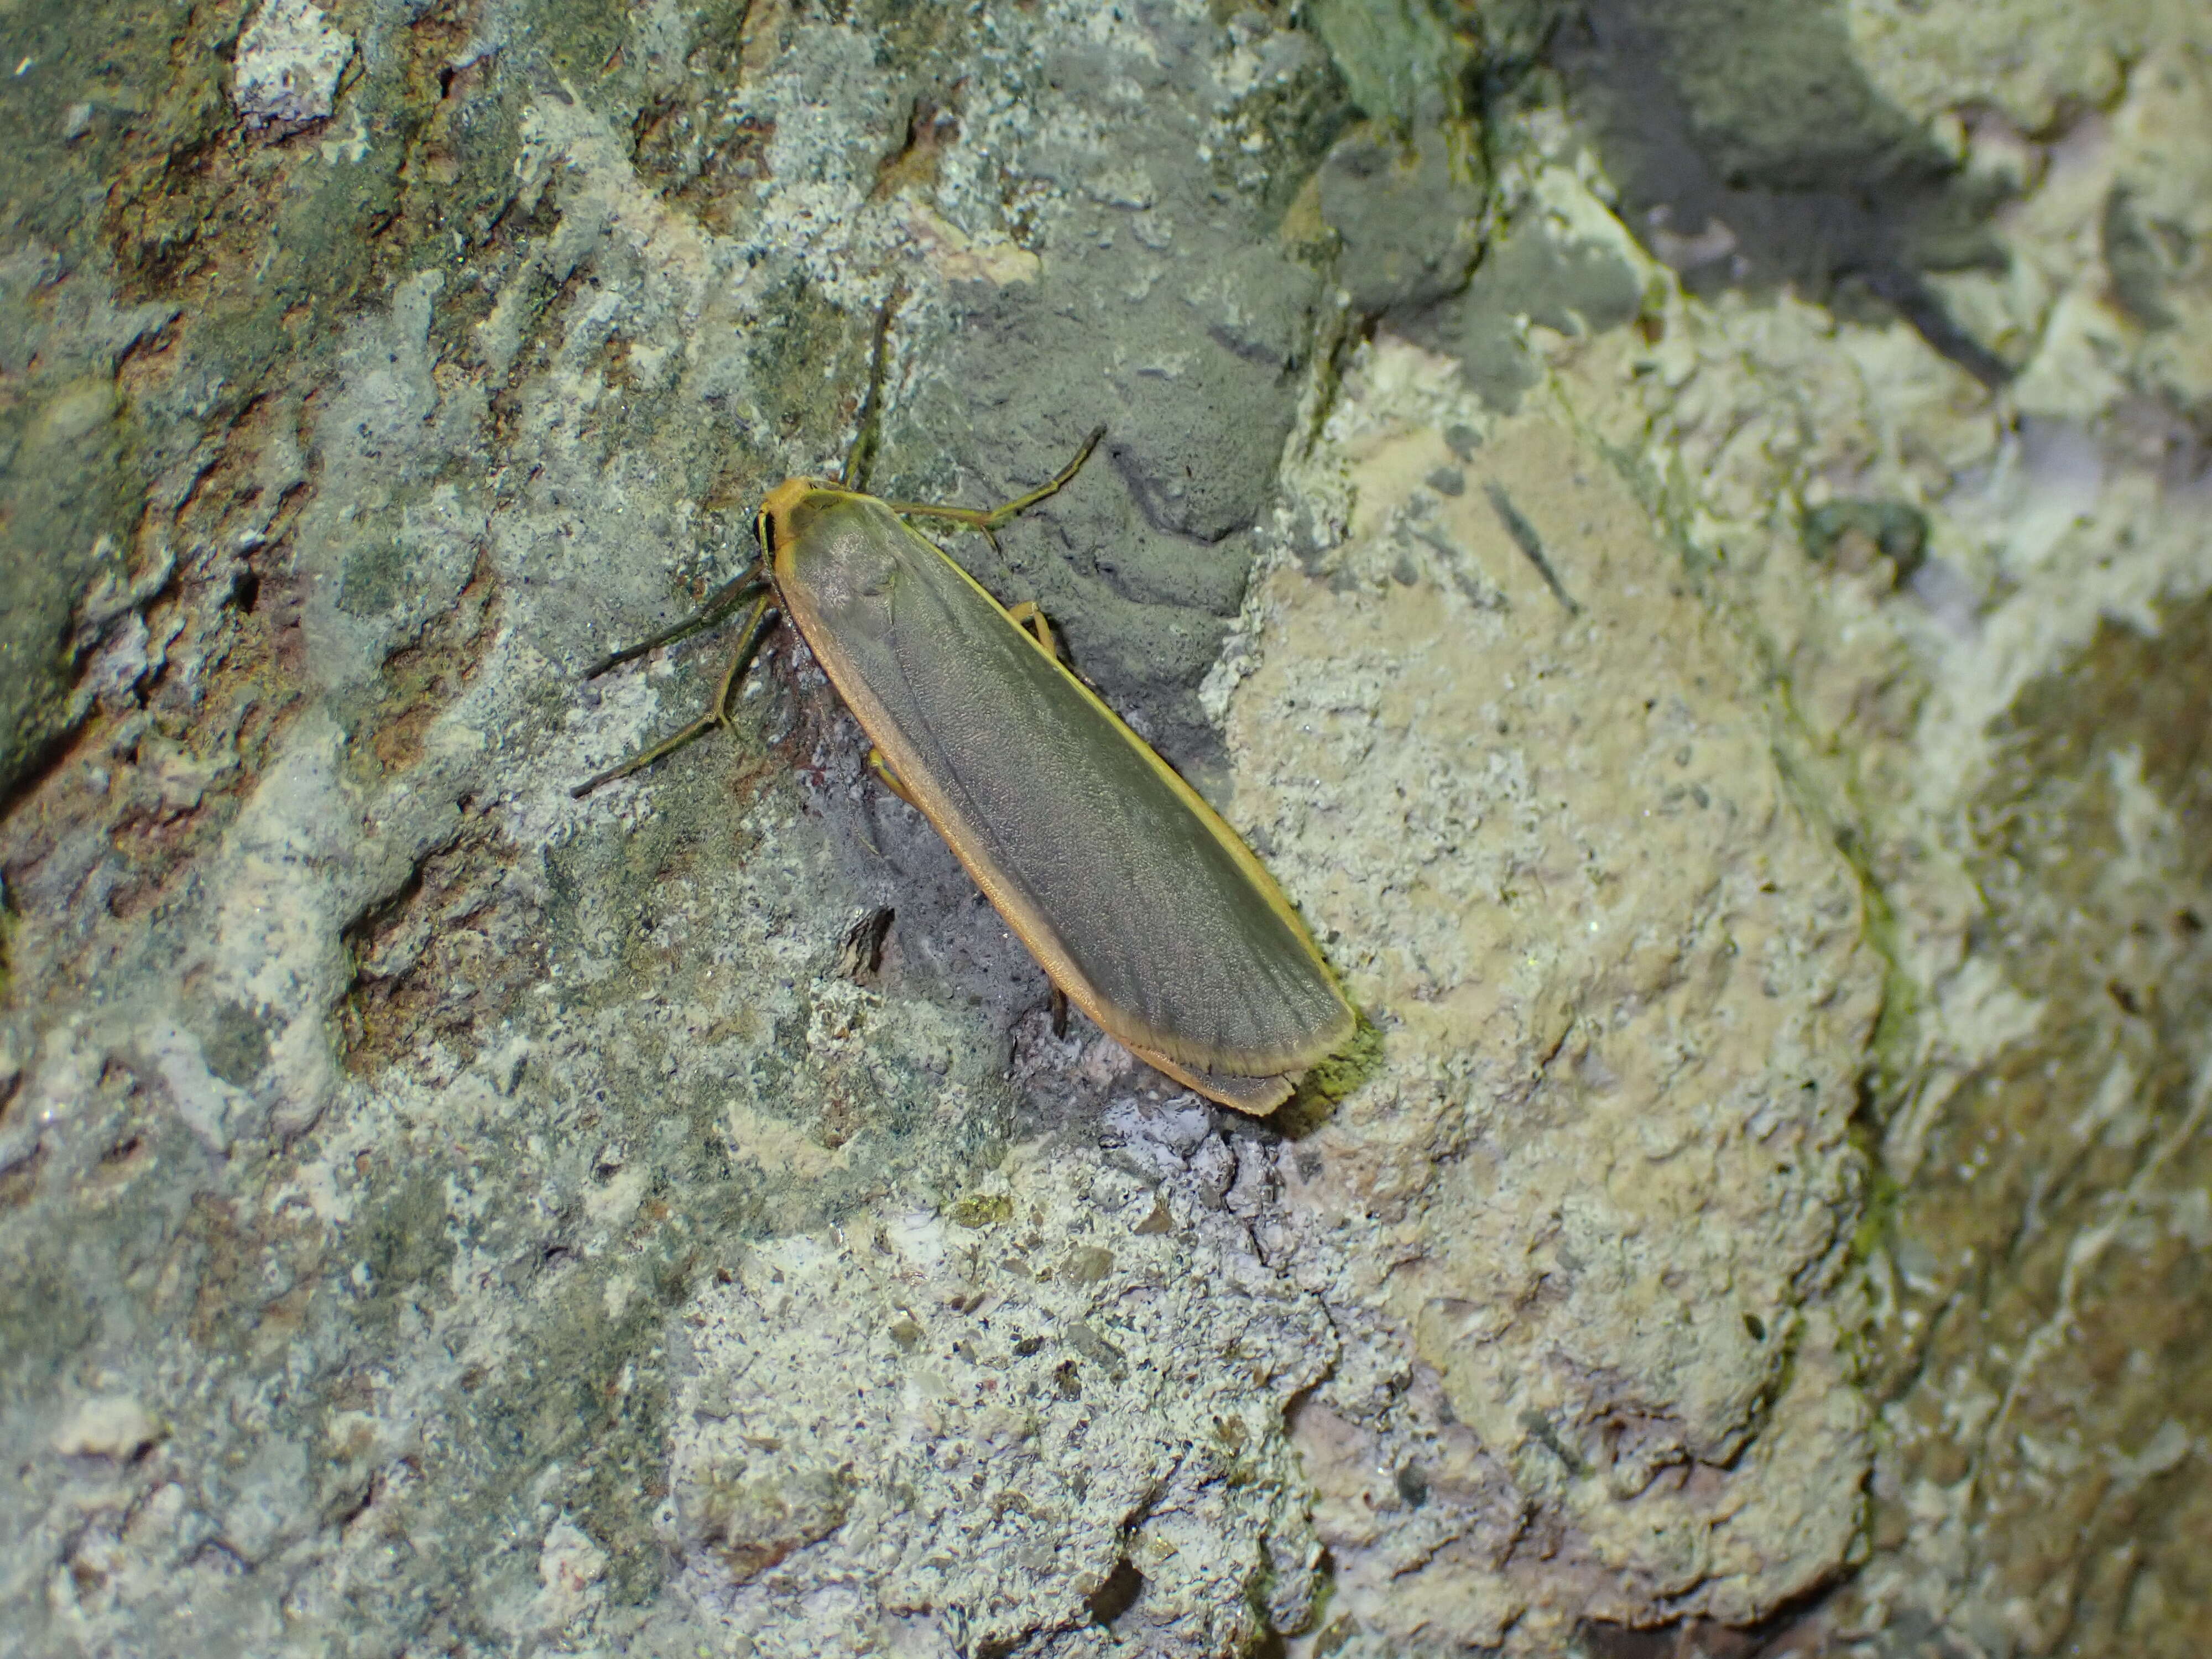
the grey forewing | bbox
[794,501,1340,1068]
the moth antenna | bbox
[842,281,907,492]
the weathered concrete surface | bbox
[0,2,1359,1650]
[1545,6,2212,1651]
[1219,353,1880,1650]
[3,1,2208,1657]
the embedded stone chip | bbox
[230,0,354,127]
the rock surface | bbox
[2,2,2206,1656]
[230,0,356,128]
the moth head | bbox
[757,477,842,571]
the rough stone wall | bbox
[2,2,2206,1657]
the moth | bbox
[575,427,1353,1113]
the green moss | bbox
[746,271,877,458]
[0,1240,98,1394]
[1576,398,1917,1296]
[846,0,976,70]
[1280,1014,1386,1135]
[524,0,632,87]
[337,539,417,620]
[0,374,140,797]
[1801,499,1928,585]
[1305,0,1473,132]
[197,998,273,1087]
[1213,30,1356,221]
[950,1191,1015,1228]
[0,881,15,1004]
[358,1171,457,1312]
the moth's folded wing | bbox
[1123,1038,1295,1115]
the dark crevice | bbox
[1084,1556,1144,1626]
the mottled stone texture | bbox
[1227,364,1879,1651]
[1556,6,2212,1653]
[3,1,2208,1657]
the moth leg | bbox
[571,593,779,799]
[1004,600,1061,662]
[972,425,1107,528]
[1006,599,1114,695]
[881,426,1106,546]
[580,562,769,680]
[866,746,921,809]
